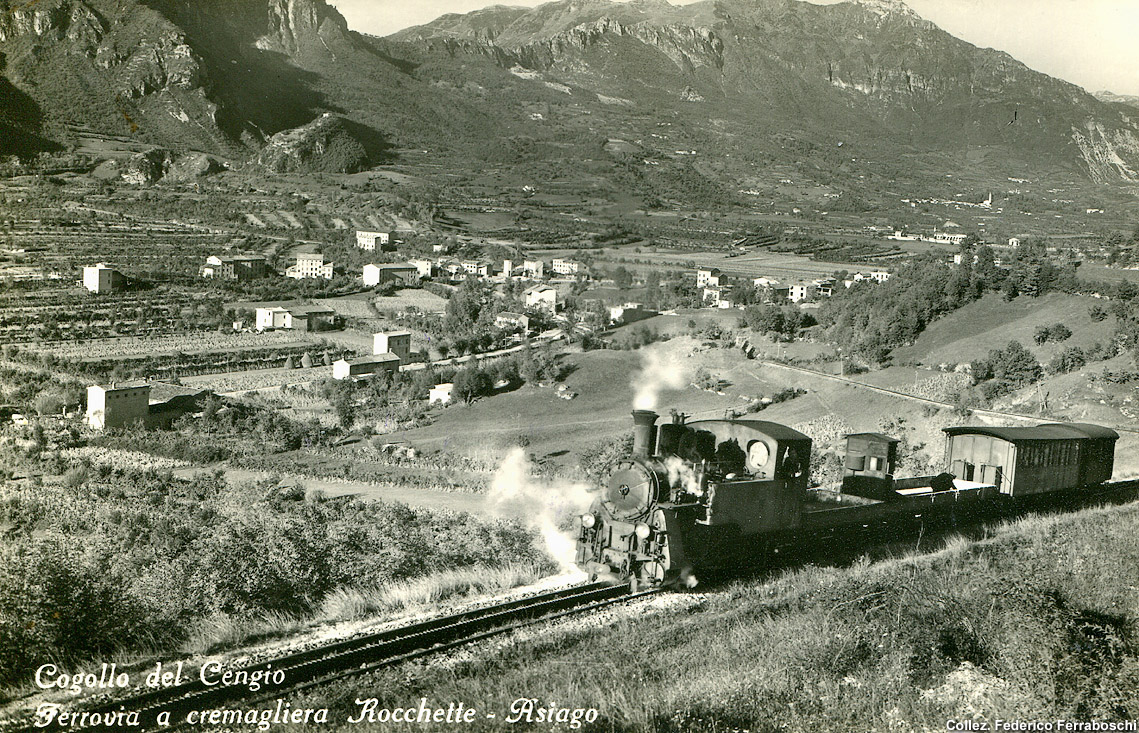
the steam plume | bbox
[487,448,593,577]
[632,343,692,411]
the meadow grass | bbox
[319,563,547,621]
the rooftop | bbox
[340,354,401,365]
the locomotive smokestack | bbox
[632,410,659,457]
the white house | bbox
[83,263,125,293]
[86,382,150,430]
[495,312,530,332]
[461,260,490,277]
[552,259,581,276]
[929,232,967,246]
[356,231,392,251]
[363,263,418,287]
[255,305,335,331]
[525,284,558,313]
[373,331,412,362]
[522,260,545,278]
[409,259,434,278]
[285,253,333,280]
[1008,237,1021,248]
[789,283,812,303]
[869,270,891,284]
[332,354,400,380]
[697,268,721,288]
[429,383,454,405]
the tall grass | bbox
[320,563,547,621]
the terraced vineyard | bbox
[2,214,232,278]
[26,330,316,360]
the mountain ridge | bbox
[1,0,1137,189]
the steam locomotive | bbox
[575,410,1118,587]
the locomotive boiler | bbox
[576,411,1119,587]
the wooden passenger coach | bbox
[942,424,1119,496]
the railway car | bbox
[943,423,1118,496]
[576,411,1119,587]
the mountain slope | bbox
[2,0,1137,189]
[393,0,1139,182]
[0,0,513,161]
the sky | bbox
[328,0,1139,97]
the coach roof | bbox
[942,423,1119,442]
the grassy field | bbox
[389,337,963,465]
[289,500,1139,731]
[893,293,1116,367]
[596,248,853,281]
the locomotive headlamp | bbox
[581,513,596,529]
[634,523,651,540]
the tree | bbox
[453,366,493,404]
[1049,346,1086,375]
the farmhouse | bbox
[552,258,582,276]
[461,260,491,277]
[609,304,657,326]
[697,268,721,288]
[255,304,335,331]
[928,232,967,245]
[363,263,419,287]
[522,260,545,278]
[332,354,400,380]
[86,382,149,430]
[286,253,333,280]
[356,230,393,251]
[788,283,813,303]
[525,284,558,313]
[429,383,454,405]
[702,285,725,307]
[495,312,530,331]
[82,263,126,294]
[200,254,269,281]
[373,330,411,362]
[409,259,434,278]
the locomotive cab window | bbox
[746,440,771,475]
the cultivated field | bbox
[25,330,312,360]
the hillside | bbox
[2,0,1138,191]
[290,499,1139,731]
[893,293,1116,368]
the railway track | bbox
[11,581,656,732]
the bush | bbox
[0,468,548,684]
[1049,346,1087,375]
[1035,323,1072,344]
